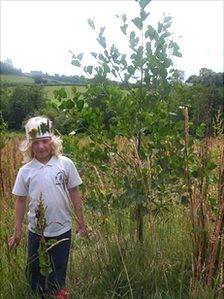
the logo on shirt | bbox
[55,171,67,187]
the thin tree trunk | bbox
[136,203,144,242]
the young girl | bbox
[8,116,87,298]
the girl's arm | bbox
[8,196,26,249]
[68,187,87,236]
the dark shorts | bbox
[26,229,71,296]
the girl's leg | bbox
[26,230,45,296]
[47,230,71,294]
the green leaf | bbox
[138,0,151,9]
[136,46,143,58]
[128,65,136,75]
[130,53,137,60]
[86,65,93,74]
[158,22,163,33]
[58,88,67,98]
[98,54,108,63]
[112,69,117,78]
[124,73,131,81]
[71,60,81,67]
[51,102,59,110]
[110,45,120,61]
[104,49,110,58]
[163,22,172,30]
[65,99,75,109]
[122,14,127,22]
[145,41,152,52]
[120,54,127,66]
[129,31,139,48]
[163,58,173,68]
[169,41,182,57]
[145,25,158,41]
[120,24,128,35]
[102,63,110,74]
[53,87,67,100]
[164,16,172,23]
[132,17,143,30]
[88,18,95,29]
[140,8,150,21]
[206,161,217,171]
[97,36,107,49]
[99,26,105,36]
[161,32,171,39]
[77,99,84,111]
[77,53,84,60]
[196,123,206,138]
[173,51,182,57]
[90,52,98,58]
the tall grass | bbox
[67,208,193,299]
[1,135,223,298]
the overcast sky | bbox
[1,0,223,80]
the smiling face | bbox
[31,137,52,163]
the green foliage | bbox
[0,112,9,149]
[34,194,52,278]
[57,0,223,249]
[33,194,69,279]
[61,0,185,241]
[2,85,48,130]
[72,0,181,90]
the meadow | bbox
[0,74,73,86]
[0,74,86,105]
[0,74,35,85]
[0,133,223,299]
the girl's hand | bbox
[76,226,88,238]
[8,229,22,250]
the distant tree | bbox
[33,75,47,84]
[6,85,47,130]
[0,87,11,121]
[34,75,43,84]
[54,73,60,80]
[4,58,13,66]
[186,68,224,87]
[30,70,43,76]
[185,68,224,135]
[186,75,200,85]
[0,60,22,75]
[168,68,185,83]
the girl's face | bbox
[31,137,52,163]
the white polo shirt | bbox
[12,155,82,237]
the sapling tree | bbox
[57,0,183,241]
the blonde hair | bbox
[19,135,63,163]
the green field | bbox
[0,74,35,84]
[0,74,85,86]
[1,74,87,101]
[44,85,86,100]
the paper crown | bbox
[25,116,53,140]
